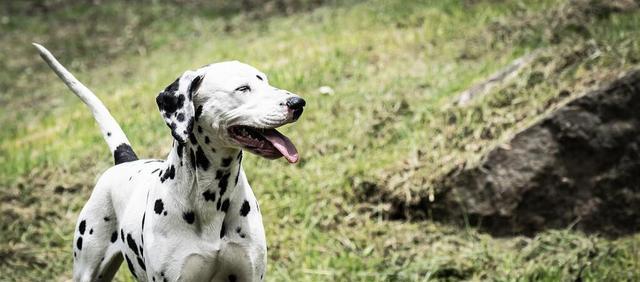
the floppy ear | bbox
[156,70,204,143]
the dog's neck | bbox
[163,132,245,216]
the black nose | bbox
[286,97,305,120]
[286,97,306,110]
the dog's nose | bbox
[286,97,306,110]
[286,97,305,120]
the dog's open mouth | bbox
[228,125,299,163]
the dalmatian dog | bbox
[34,43,305,282]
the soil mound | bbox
[358,70,640,237]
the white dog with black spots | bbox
[34,43,306,282]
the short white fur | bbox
[34,43,304,282]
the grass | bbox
[1,0,640,281]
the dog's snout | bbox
[286,97,305,121]
[286,97,306,110]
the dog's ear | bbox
[156,70,204,143]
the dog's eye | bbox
[235,85,251,92]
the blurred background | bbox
[1,0,640,281]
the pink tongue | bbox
[261,129,299,163]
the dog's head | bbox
[156,61,305,163]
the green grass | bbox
[1,0,640,281]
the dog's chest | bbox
[119,178,266,281]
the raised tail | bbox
[33,43,138,165]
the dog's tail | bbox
[33,43,138,165]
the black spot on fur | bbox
[205,136,210,144]
[220,223,226,238]
[219,172,231,195]
[221,157,232,167]
[127,234,139,256]
[240,200,250,216]
[197,126,203,133]
[196,146,210,170]
[186,117,194,135]
[78,220,86,235]
[111,231,118,243]
[125,254,137,278]
[177,142,185,159]
[165,77,180,92]
[188,75,204,100]
[235,227,247,238]
[154,199,164,215]
[221,199,230,213]
[183,211,195,224]
[121,229,125,243]
[203,190,216,202]
[142,212,146,230]
[195,105,203,121]
[176,112,185,122]
[107,132,112,137]
[190,149,196,168]
[189,132,197,145]
[157,91,184,118]
[137,257,146,271]
[114,143,139,165]
[164,211,168,216]
[256,75,263,81]
[235,152,243,185]
[89,228,93,235]
[151,168,160,174]
[216,197,222,210]
[228,274,237,282]
[76,237,83,250]
[104,217,110,221]
[160,165,175,183]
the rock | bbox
[318,86,334,95]
[454,52,539,106]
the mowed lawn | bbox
[1,0,640,281]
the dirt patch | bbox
[357,70,640,237]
